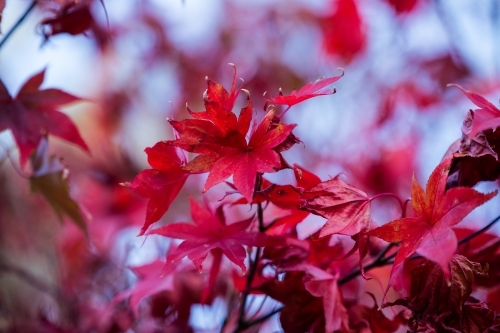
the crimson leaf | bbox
[0,69,89,167]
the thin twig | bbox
[233,175,265,332]
[0,1,37,50]
[244,306,284,328]
[248,295,269,321]
[235,243,261,332]
[338,243,396,286]
[373,242,397,263]
[457,214,500,246]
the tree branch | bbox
[339,213,500,286]
[234,173,265,332]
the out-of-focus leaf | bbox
[449,84,500,138]
[384,0,419,14]
[0,69,88,167]
[29,137,87,234]
[40,1,93,39]
[320,0,366,61]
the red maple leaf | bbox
[149,197,282,273]
[267,70,343,115]
[0,69,89,166]
[232,165,321,234]
[302,265,348,333]
[449,84,500,138]
[188,63,245,135]
[170,107,296,201]
[302,177,371,237]
[40,2,93,39]
[370,158,496,284]
[125,141,189,235]
[265,230,357,333]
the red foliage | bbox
[370,158,496,289]
[3,2,500,333]
[126,141,188,235]
[149,197,281,273]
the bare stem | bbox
[457,214,500,246]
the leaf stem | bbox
[0,1,37,50]
[369,192,406,217]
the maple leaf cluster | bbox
[3,1,500,332]
[121,67,500,332]
[2,63,500,333]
